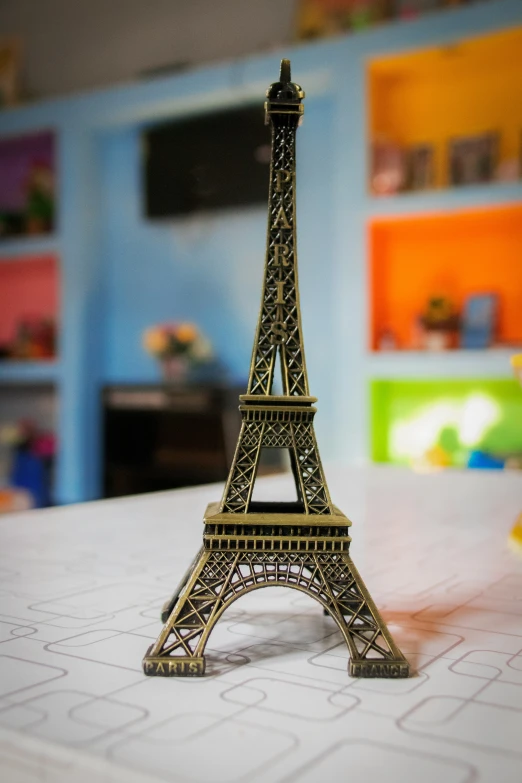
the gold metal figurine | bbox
[143,60,410,679]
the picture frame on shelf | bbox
[407,144,434,191]
[494,157,520,182]
[370,139,408,195]
[460,293,497,349]
[491,129,521,182]
[448,131,498,186]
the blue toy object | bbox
[467,450,505,470]
[10,450,51,508]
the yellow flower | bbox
[143,327,169,356]
[176,323,198,344]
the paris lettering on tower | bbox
[270,167,292,345]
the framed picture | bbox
[448,132,498,186]
[407,144,434,191]
[370,139,407,195]
[460,293,497,349]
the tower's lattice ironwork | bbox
[143,60,409,679]
[248,120,306,398]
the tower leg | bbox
[334,556,409,677]
[159,548,205,623]
[143,549,409,678]
[144,547,211,676]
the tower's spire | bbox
[280,58,291,82]
[265,59,305,121]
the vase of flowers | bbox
[142,322,213,383]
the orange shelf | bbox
[369,204,522,351]
[369,26,522,190]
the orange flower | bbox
[143,327,169,356]
[176,323,198,344]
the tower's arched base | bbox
[143,539,410,679]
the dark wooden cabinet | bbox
[102,384,242,498]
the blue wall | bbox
[99,126,265,384]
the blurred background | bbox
[0,0,521,511]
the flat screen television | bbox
[143,105,271,217]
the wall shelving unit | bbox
[0,360,60,384]
[0,0,520,502]
[365,21,522,467]
[0,125,60,503]
[366,349,518,380]
[365,181,522,216]
[0,250,60,503]
[0,236,60,259]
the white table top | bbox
[0,465,521,783]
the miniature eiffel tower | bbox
[143,60,409,679]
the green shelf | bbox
[371,378,522,466]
